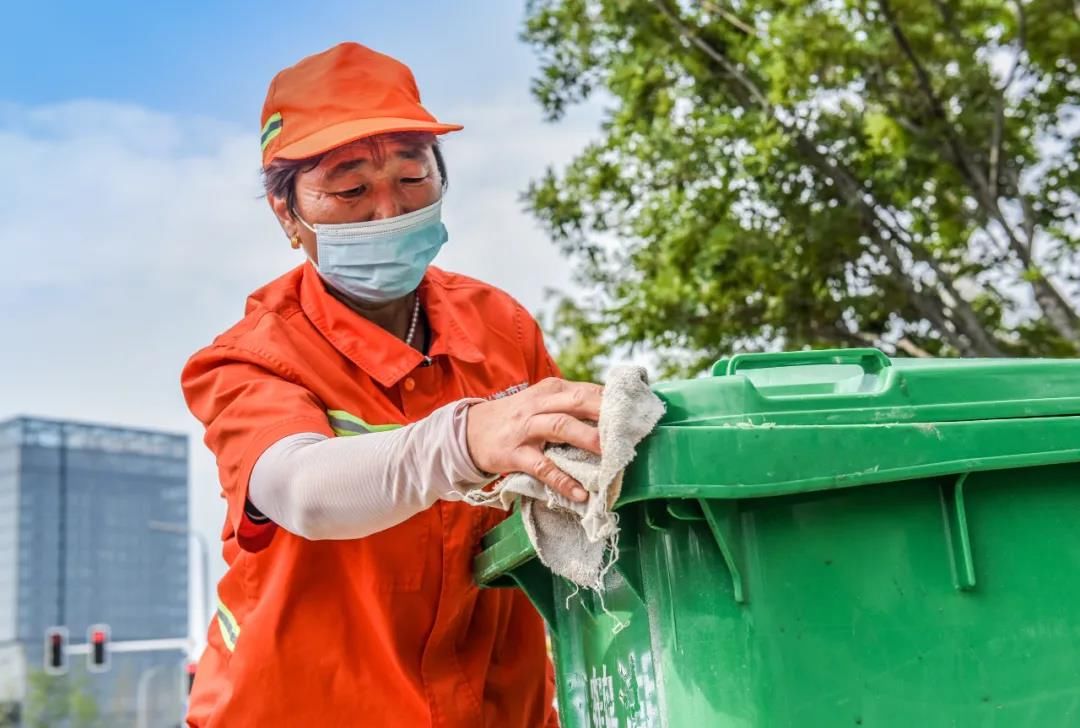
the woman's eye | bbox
[402,176,429,185]
[335,186,366,198]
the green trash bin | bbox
[474,349,1080,727]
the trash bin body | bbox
[475,350,1080,727]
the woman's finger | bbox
[533,383,604,422]
[516,450,588,502]
[526,413,602,456]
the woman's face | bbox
[271,134,443,263]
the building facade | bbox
[0,417,189,726]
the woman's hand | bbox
[465,378,603,502]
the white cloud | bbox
[0,96,599,643]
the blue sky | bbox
[1,1,602,645]
[2,0,537,123]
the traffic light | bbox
[87,624,110,673]
[43,626,68,675]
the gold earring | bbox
[290,235,301,250]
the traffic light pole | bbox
[147,520,213,646]
[46,629,192,677]
[56,427,68,626]
[135,658,188,728]
[65,637,192,655]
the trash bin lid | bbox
[623,348,1080,502]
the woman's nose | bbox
[368,190,404,221]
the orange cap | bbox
[260,42,463,167]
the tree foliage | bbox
[523,0,1080,378]
[22,672,100,728]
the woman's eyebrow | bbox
[394,147,426,162]
[326,159,368,180]
[325,148,426,180]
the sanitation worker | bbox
[181,42,601,727]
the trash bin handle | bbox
[713,348,892,378]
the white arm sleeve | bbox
[247,398,494,540]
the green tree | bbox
[0,701,20,728]
[523,0,1080,379]
[23,672,100,728]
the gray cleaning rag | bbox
[465,366,666,590]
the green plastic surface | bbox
[473,350,1080,727]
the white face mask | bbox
[296,200,448,303]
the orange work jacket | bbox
[181,262,559,727]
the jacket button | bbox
[403,377,416,392]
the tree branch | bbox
[896,337,934,358]
[877,0,1080,345]
[825,306,946,356]
[878,0,989,192]
[825,325,886,351]
[989,101,1003,202]
[653,0,771,111]
[657,0,1003,354]
[878,0,1006,222]
[868,236,978,355]
[829,326,933,358]
[699,0,756,38]
[990,1,1027,202]
[787,134,1003,355]
[930,0,956,30]
[1001,1,1026,93]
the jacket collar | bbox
[300,263,483,387]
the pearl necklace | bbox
[405,294,421,348]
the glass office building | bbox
[0,416,189,726]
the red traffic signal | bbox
[43,627,69,675]
[87,624,110,673]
